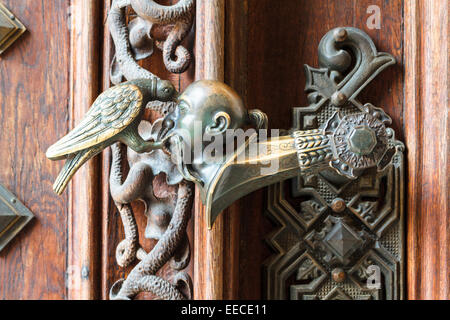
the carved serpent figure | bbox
[109,117,192,300]
[106,0,195,300]
[109,142,145,267]
[108,0,194,82]
[110,176,193,300]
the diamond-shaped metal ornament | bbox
[323,220,363,259]
[0,2,26,55]
[0,183,34,252]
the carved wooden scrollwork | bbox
[108,0,195,83]
[107,0,195,300]
[265,27,405,300]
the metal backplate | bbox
[264,27,404,300]
[0,2,26,55]
[0,184,34,252]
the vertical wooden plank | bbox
[222,0,249,300]
[100,0,195,300]
[194,0,226,300]
[0,0,70,300]
[195,0,224,81]
[68,0,102,300]
[100,0,116,300]
[404,0,449,300]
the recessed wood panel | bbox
[0,0,70,299]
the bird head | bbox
[156,79,177,101]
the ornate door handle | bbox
[46,27,403,228]
[158,27,404,228]
[46,26,404,300]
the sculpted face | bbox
[159,80,248,183]
[161,80,246,145]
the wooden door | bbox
[0,0,71,299]
[194,0,448,300]
[0,0,447,300]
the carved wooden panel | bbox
[102,0,195,300]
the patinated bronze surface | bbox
[46,79,176,194]
[46,20,403,300]
[0,3,26,55]
[158,27,404,300]
[158,47,401,229]
[108,118,193,300]
[264,27,404,300]
[104,0,196,300]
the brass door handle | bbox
[46,25,405,300]
[157,27,404,228]
[46,27,404,230]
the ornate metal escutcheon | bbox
[263,27,405,300]
[158,27,405,299]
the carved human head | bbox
[160,80,248,150]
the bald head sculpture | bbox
[159,80,267,185]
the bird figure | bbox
[46,78,177,195]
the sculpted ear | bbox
[205,111,231,135]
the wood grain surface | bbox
[67,0,102,300]
[0,0,71,299]
[404,0,449,300]
[99,0,195,300]
[193,0,226,300]
[222,0,248,299]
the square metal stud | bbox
[0,2,26,55]
[0,184,34,252]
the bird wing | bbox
[46,84,143,159]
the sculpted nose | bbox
[158,116,176,141]
[163,117,175,132]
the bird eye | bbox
[164,87,170,93]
